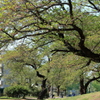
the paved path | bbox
[0,97,37,100]
[25,97,37,100]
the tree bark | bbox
[57,86,60,96]
[37,87,47,100]
[37,77,48,100]
[79,78,86,94]
[80,75,100,95]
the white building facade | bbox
[0,54,4,95]
[0,54,8,95]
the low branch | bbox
[85,76,100,89]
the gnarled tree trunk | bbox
[57,85,60,96]
[80,78,86,94]
[80,75,100,95]
[36,71,48,100]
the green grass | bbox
[0,96,27,100]
[1,92,100,100]
[0,96,20,99]
[0,96,36,100]
[46,92,100,100]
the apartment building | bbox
[0,54,8,95]
[0,58,4,95]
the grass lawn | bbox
[46,92,100,100]
[0,96,23,100]
[0,92,100,100]
[0,96,36,100]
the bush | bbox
[30,86,40,96]
[4,85,30,98]
[30,86,49,98]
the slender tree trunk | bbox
[80,78,86,94]
[57,86,60,96]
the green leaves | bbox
[0,1,100,96]
[4,85,30,98]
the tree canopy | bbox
[0,0,100,62]
[0,1,100,99]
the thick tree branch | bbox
[36,71,45,79]
[72,25,100,62]
[68,0,73,19]
[88,0,100,12]
[85,76,100,91]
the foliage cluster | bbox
[91,81,100,91]
[30,86,41,97]
[0,0,100,99]
[4,85,30,98]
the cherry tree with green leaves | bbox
[0,0,100,99]
[0,0,100,62]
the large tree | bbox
[0,0,100,62]
[47,53,81,96]
[0,1,100,99]
[1,44,50,99]
[79,62,100,94]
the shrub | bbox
[30,86,40,96]
[30,86,49,98]
[4,85,30,98]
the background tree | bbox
[76,62,100,94]
[1,44,50,99]
[91,81,100,92]
[3,65,36,86]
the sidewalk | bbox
[25,97,37,100]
